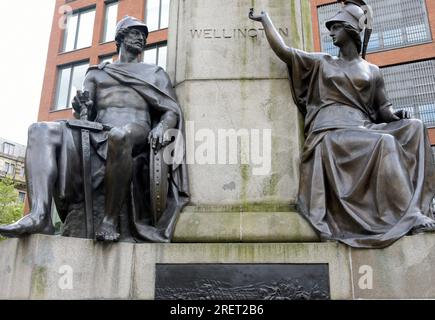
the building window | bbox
[18,192,26,203]
[20,167,25,177]
[381,60,435,127]
[4,163,15,176]
[62,7,96,52]
[143,43,167,69]
[3,143,15,155]
[102,1,119,43]
[317,0,432,56]
[145,0,170,32]
[100,55,115,64]
[54,62,89,111]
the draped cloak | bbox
[287,48,435,248]
[56,62,189,243]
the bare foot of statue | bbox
[96,218,120,242]
[0,213,55,238]
[410,218,435,235]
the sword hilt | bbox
[75,90,91,121]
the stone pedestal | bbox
[2,234,435,300]
[174,206,319,242]
[167,0,313,206]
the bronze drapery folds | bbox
[249,1,435,248]
[0,16,189,243]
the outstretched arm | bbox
[249,8,293,65]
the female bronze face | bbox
[329,22,349,48]
[329,22,362,54]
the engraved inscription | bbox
[190,28,289,39]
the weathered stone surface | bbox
[176,79,303,205]
[351,234,435,299]
[241,211,319,242]
[174,211,241,242]
[173,211,319,243]
[0,235,134,299]
[0,235,351,300]
[3,234,435,300]
[167,0,307,206]
[168,0,307,82]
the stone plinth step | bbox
[2,234,435,299]
[173,210,320,243]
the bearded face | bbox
[122,28,146,55]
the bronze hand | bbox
[249,8,265,22]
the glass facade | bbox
[102,1,118,43]
[381,59,435,127]
[317,0,432,56]
[54,62,89,110]
[62,7,96,52]
[143,43,167,69]
[100,55,114,64]
[146,0,170,32]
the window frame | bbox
[4,162,15,176]
[18,192,26,203]
[380,59,435,128]
[53,60,90,111]
[145,0,169,32]
[101,0,119,44]
[142,42,168,69]
[61,6,96,53]
[99,54,116,64]
[3,143,15,155]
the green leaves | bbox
[0,178,24,240]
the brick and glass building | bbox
[38,0,169,123]
[0,138,27,203]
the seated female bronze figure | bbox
[249,0,435,248]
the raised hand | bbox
[249,8,265,22]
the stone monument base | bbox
[173,206,319,242]
[1,234,435,299]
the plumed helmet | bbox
[115,15,149,39]
[325,0,367,32]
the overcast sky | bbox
[0,1,55,145]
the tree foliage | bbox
[0,178,24,239]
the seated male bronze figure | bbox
[249,0,435,248]
[0,16,189,243]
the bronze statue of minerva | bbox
[250,0,435,248]
[0,16,190,243]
